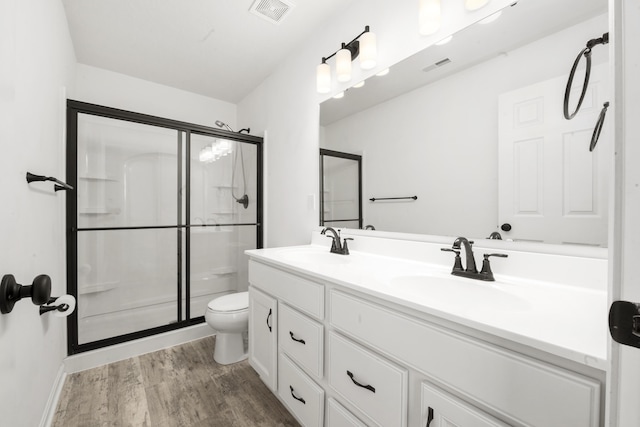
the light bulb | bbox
[336,47,352,83]
[419,0,441,36]
[359,31,377,70]
[316,61,331,94]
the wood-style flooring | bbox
[52,336,299,427]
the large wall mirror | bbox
[319,0,610,248]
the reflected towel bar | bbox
[26,172,74,192]
[369,196,417,202]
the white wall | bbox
[322,14,608,237]
[0,0,76,425]
[75,64,238,130]
[237,0,513,248]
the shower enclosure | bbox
[66,101,262,354]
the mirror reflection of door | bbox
[319,149,363,230]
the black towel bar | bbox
[369,196,417,202]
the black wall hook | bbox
[26,172,74,192]
[0,274,51,314]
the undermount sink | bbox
[276,247,350,265]
[389,274,530,311]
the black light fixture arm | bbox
[321,25,371,63]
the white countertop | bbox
[246,244,608,370]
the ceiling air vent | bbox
[422,58,452,73]
[249,0,295,25]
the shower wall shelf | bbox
[79,207,121,215]
[79,280,120,295]
[79,175,118,182]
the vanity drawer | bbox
[327,398,368,427]
[278,352,324,427]
[279,303,324,378]
[330,290,600,427]
[328,332,408,427]
[249,260,324,320]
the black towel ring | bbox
[563,33,609,121]
[590,102,610,152]
[563,47,592,120]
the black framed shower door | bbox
[66,100,263,355]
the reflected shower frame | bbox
[319,148,363,230]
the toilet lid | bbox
[207,292,249,312]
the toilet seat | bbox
[207,291,248,313]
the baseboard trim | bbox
[39,364,67,427]
[64,323,214,374]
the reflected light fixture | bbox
[376,68,390,77]
[353,80,366,88]
[333,91,345,99]
[419,0,441,36]
[316,26,377,93]
[464,0,490,11]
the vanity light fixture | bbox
[353,80,366,88]
[419,0,441,36]
[316,26,377,93]
[333,91,345,99]
[375,68,390,77]
[464,0,490,11]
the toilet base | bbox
[214,332,248,365]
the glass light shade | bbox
[336,48,352,83]
[359,31,377,70]
[464,0,489,11]
[316,62,331,94]
[419,0,441,36]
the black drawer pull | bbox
[266,308,272,332]
[346,370,375,393]
[289,331,306,345]
[289,385,306,404]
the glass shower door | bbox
[189,133,259,318]
[74,113,183,346]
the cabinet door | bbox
[421,382,508,427]
[248,286,277,391]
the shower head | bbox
[215,120,234,132]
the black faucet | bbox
[441,237,507,281]
[321,227,353,255]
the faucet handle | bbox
[480,253,509,280]
[342,238,353,255]
[441,248,463,272]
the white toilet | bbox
[204,291,249,365]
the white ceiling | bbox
[62,0,352,104]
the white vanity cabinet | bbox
[248,286,277,391]
[420,382,509,427]
[247,258,603,427]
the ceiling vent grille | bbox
[249,0,295,25]
[422,58,452,73]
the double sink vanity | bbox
[245,229,607,427]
